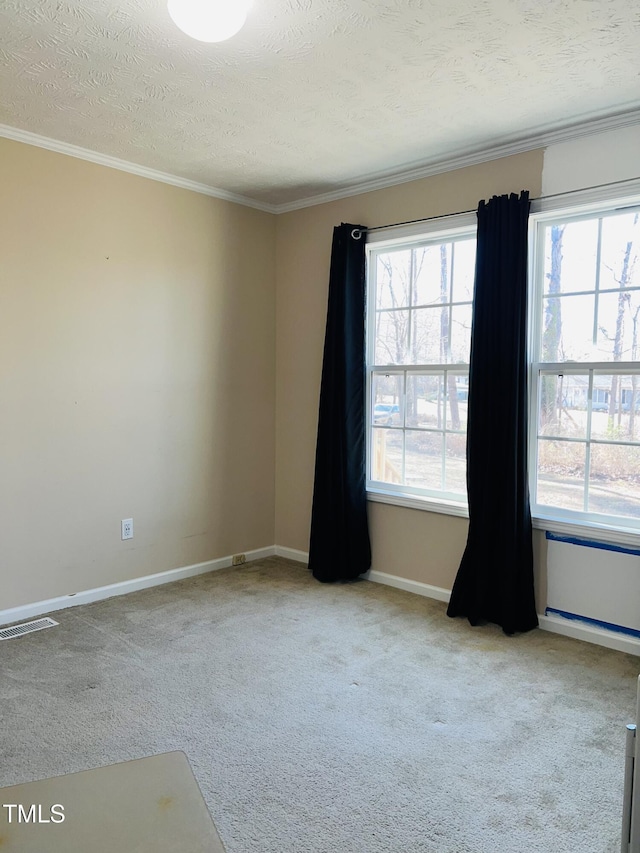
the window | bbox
[366,224,476,507]
[366,192,640,540]
[530,203,640,533]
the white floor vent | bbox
[0,617,58,640]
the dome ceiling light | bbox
[167,0,251,43]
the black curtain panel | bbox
[447,192,538,634]
[308,223,372,583]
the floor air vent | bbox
[0,617,58,640]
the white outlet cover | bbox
[121,518,133,540]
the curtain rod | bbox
[350,176,640,240]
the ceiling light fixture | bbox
[167,0,251,43]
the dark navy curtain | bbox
[308,223,371,582]
[447,192,538,634]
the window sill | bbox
[531,514,640,549]
[367,491,640,547]
[366,489,469,519]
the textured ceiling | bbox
[0,0,639,207]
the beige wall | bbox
[275,151,545,594]
[0,139,276,610]
[0,139,548,614]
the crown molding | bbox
[0,123,278,214]
[2,108,640,216]
[530,177,640,217]
[272,107,640,214]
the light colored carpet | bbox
[1,556,638,852]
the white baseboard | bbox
[366,570,640,656]
[539,613,640,656]
[274,546,309,564]
[366,569,451,603]
[0,545,276,627]
[5,544,638,657]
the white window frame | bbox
[365,213,476,517]
[528,189,640,546]
[365,181,640,546]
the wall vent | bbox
[0,617,58,640]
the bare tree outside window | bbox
[540,225,564,430]
[600,213,640,435]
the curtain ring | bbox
[351,228,363,240]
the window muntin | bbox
[367,235,475,503]
[531,205,640,531]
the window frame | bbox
[528,194,640,545]
[365,184,640,546]
[365,214,477,513]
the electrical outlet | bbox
[232,553,246,566]
[121,518,133,540]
